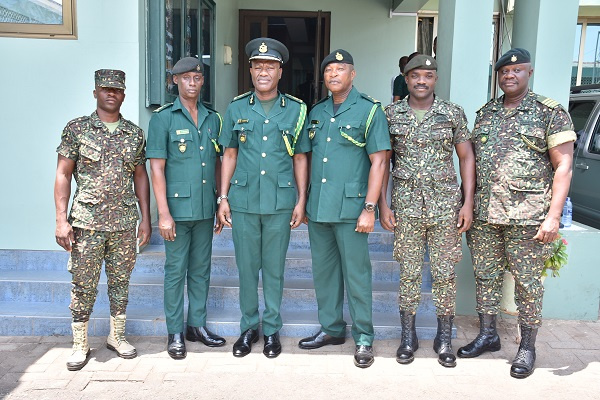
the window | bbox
[568,100,596,150]
[147,0,215,107]
[572,20,600,87]
[0,0,76,39]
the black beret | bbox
[320,49,354,75]
[246,38,289,64]
[95,69,126,90]
[404,54,437,73]
[172,57,203,75]
[494,48,531,71]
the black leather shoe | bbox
[167,333,186,360]
[298,330,345,350]
[186,326,226,347]
[263,332,282,358]
[232,328,259,357]
[457,313,501,358]
[354,345,374,368]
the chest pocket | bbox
[520,125,547,153]
[170,129,195,158]
[338,120,365,147]
[307,120,324,141]
[431,123,454,152]
[79,135,102,163]
[234,120,255,149]
[278,122,295,156]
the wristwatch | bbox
[216,194,228,205]
[363,202,376,213]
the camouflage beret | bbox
[172,57,203,75]
[95,69,125,90]
[494,48,531,71]
[246,38,289,64]
[404,54,437,73]
[321,49,354,75]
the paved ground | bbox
[1,315,599,400]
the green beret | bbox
[172,57,203,75]
[246,38,289,64]
[404,54,437,73]
[95,69,125,90]
[321,49,354,75]
[494,48,531,71]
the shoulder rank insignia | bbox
[360,93,380,104]
[153,102,173,113]
[537,95,559,109]
[284,93,304,104]
[233,91,251,102]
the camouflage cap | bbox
[172,56,203,75]
[95,69,126,90]
[404,54,437,73]
[320,49,354,75]
[245,38,289,64]
[494,48,531,71]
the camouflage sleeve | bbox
[452,106,471,145]
[547,106,576,149]
[217,105,239,149]
[365,105,392,155]
[56,123,79,161]
[146,113,169,159]
[133,132,146,166]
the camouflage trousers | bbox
[68,228,137,322]
[393,212,461,316]
[466,220,552,328]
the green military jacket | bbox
[57,111,145,231]
[472,90,576,225]
[305,86,391,223]
[385,96,471,218]
[219,91,308,215]
[146,97,222,221]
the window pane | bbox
[166,0,182,97]
[186,0,199,58]
[573,24,582,87]
[201,0,213,104]
[569,100,596,149]
[581,23,600,85]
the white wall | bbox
[0,0,143,250]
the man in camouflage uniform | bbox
[297,49,390,369]
[148,57,227,360]
[458,48,576,379]
[218,38,309,359]
[54,69,151,371]
[379,55,475,368]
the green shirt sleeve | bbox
[218,104,239,149]
[146,112,169,159]
[293,110,311,154]
[365,105,392,155]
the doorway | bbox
[238,10,331,110]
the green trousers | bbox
[308,220,374,346]
[231,211,292,336]
[163,219,214,334]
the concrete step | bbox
[0,301,453,339]
[149,224,395,253]
[0,269,435,314]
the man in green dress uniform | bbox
[459,48,576,378]
[218,38,309,359]
[147,57,226,360]
[298,50,391,368]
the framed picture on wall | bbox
[0,0,76,39]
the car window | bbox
[589,123,600,154]
[569,100,596,150]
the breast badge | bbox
[240,132,247,143]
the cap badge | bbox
[196,64,201,71]
[425,59,431,66]
[511,55,517,62]
[259,42,268,53]
[335,52,343,61]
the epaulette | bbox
[314,96,330,106]
[476,98,496,114]
[153,102,173,113]
[67,115,90,126]
[232,91,251,102]
[284,93,304,104]
[202,102,220,114]
[121,118,143,133]
[536,95,560,109]
[360,93,381,104]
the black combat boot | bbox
[457,313,501,358]
[433,315,456,368]
[510,325,538,379]
[396,311,418,364]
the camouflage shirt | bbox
[57,111,146,231]
[472,90,576,225]
[385,96,471,218]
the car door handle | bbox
[575,163,589,170]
